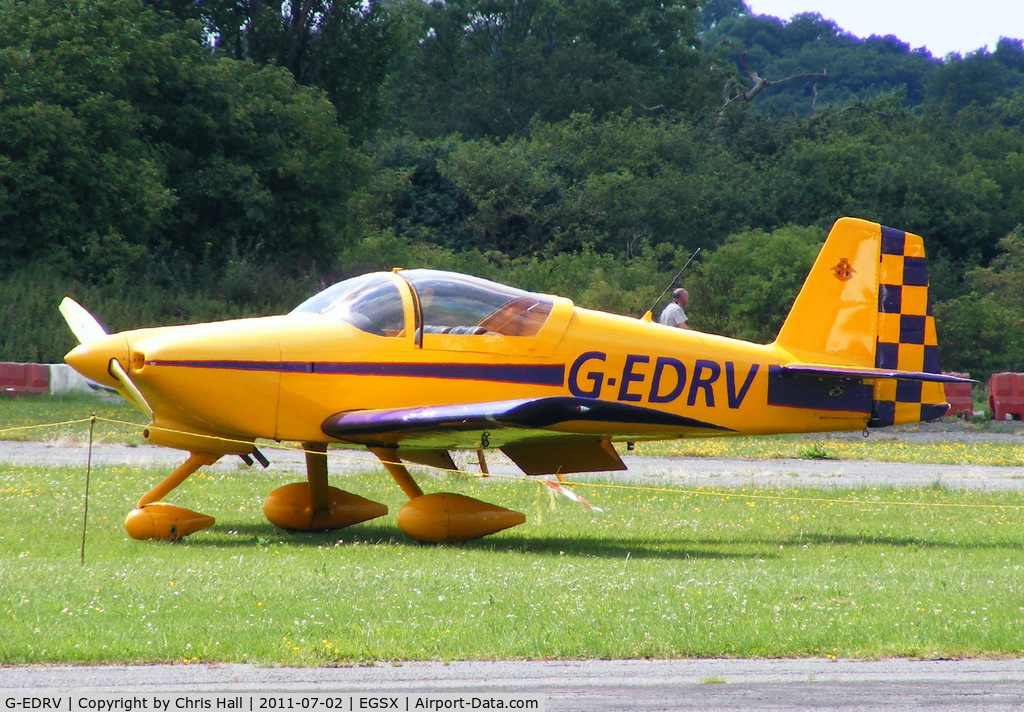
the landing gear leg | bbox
[370,447,525,543]
[125,451,220,541]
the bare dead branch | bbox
[716,40,827,115]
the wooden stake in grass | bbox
[80,414,95,566]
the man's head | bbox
[672,288,689,307]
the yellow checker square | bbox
[876,312,902,344]
[900,284,929,317]
[902,236,925,259]
[922,382,945,406]
[894,401,921,425]
[874,379,897,402]
[897,343,925,371]
[878,253,905,284]
[924,316,938,347]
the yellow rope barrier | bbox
[0,417,99,435]
[4,415,1024,513]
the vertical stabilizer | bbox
[774,217,881,368]
[773,217,948,426]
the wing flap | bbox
[396,448,458,471]
[501,438,625,475]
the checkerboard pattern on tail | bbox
[870,226,949,426]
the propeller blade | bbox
[59,297,107,345]
[109,357,154,419]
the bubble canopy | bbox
[291,269,554,338]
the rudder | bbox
[871,225,947,425]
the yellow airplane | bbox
[60,217,967,543]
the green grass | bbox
[0,394,147,443]
[4,395,1024,664]
[4,460,1024,664]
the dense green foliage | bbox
[2,0,1023,378]
[381,0,712,138]
[0,0,362,282]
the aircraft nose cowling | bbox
[64,334,130,389]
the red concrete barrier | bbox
[989,372,1024,421]
[0,361,50,396]
[942,373,973,418]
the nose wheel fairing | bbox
[124,451,221,541]
[125,503,215,541]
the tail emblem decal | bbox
[832,258,856,281]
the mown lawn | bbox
[4,457,1024,664]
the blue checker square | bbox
[875,342,899,369]
[922,403,950,421]
[870,400,896,427]
[880,226,906,256]
[896,380,922,403]
[900,314,926,344]
[878,284,902,314]
[902,257,929,287]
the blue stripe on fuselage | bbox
[145,360,566,386]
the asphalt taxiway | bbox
[4,659,1024,711]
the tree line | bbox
[1,0,1022,380]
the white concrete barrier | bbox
[48,363,103,396]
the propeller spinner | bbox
[60,298,153,418]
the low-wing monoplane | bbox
[61,217,968,543]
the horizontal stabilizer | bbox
[782,364,975,384]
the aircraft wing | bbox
[322,397,735,475]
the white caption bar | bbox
[3,694,544,712]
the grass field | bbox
[3,395,1024,665]
[635,429,1024,466]
[4,460,1024,664]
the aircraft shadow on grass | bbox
[175,521,771,561]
